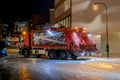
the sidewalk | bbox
[94,57,120,64]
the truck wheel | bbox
[70,50,78,60]
[89,51,95,56]
[59,50,67,60]
[48,50,58,59]
[71,55,77,60]
[22,49,30,58]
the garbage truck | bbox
[19,27,97,59]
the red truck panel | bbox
[22,27,96,51]
[31,28,67,49]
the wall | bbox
[71,0,120,56]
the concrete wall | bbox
[71,0,120,56]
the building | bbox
[54,0,120,57]
[54,0,71,27]
[49,9,55,26]
[32,14,49,25]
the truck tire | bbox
[48,50,58,59]
[22,48,30,58]
[71,55,77,60]
[59,50,67,60]
[71,50,78,60]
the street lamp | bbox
[94,2,109,58]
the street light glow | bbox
[22,31,27,35]
[93,4,98,10]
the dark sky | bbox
[0,0,54,22]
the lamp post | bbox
[94,2,109,58]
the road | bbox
[0,54,120,80]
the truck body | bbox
[19,27,97,59]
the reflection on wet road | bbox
[0,54,120,80]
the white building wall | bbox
[71,0,120,56]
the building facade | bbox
[55,0,71,27]
[49,9,55,26]
[54,0,120,57]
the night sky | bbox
[0,0,54,22]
